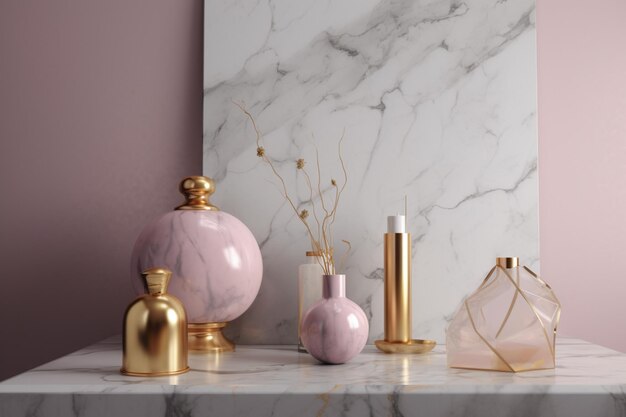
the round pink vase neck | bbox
[300,274,369,365]
[323,274,345,298]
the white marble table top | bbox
[1,336,626,417]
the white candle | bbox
[387,215,406,233]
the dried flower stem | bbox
[234,102,351,275]
[310,142,340,272]
[301,168,322,243]
[338,239,352,273]
[327,131,348,253]
[234,102,325,260]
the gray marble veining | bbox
[2,337,626,416]
[203,0,539,344]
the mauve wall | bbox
[0,0,203,380]
[537,0,626,352]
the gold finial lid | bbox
[175,176,219,211]
[496,257,519,269]
[142,267,172,295]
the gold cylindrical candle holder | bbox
[383,233,411,342]
[375,224,436,354]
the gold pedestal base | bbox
[120,366,190,377]
[188,322,235,352]
[375,339,437,354]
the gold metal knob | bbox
[143,267,171,295]
[175,176,219,211]
[496,257,519,269]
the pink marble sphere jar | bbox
[300,274,369,364]
[131,176,263,352]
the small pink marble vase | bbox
[300,274,369,364]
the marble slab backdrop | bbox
[203,0,538,344]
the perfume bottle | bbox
[446,257,561,372]
[297,251,323,352]
[121,267,189,376]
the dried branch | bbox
[235,101,349,275]
[327,130,348,246]
[338,240,352,274]
[300,167,322,245]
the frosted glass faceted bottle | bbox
[446,257,561,372]
[298,252,323,352]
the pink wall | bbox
[537,0,626,352]
[0,0,203,379]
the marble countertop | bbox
[2,336,626,417]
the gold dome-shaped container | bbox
[121,267,189,376]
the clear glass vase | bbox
[446,257,561,372]
[298,252,324,352]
